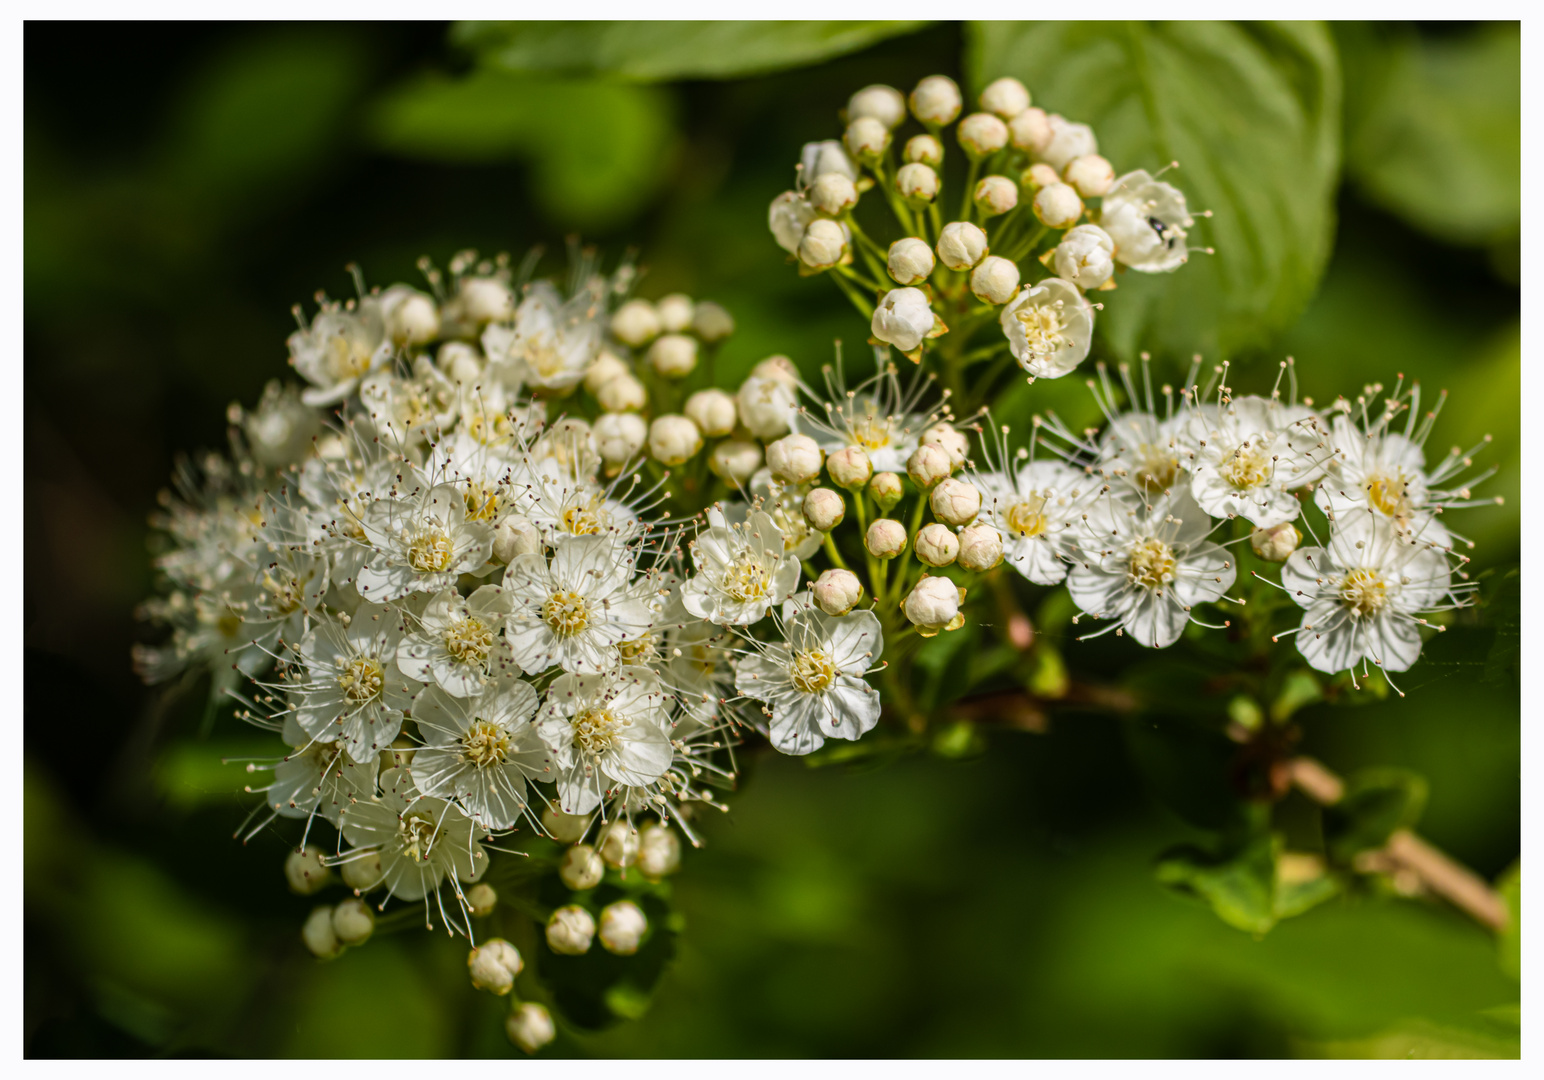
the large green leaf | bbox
[966,21,1342,361]
[452,21,929,81]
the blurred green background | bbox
[24,21,1519,1057]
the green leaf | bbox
[452,21,930,81]
[1301,1012,1520,1059]
[965,21,1342,359]
[1322,767,1428,865]
[1496,861,1519,981]
[1156,833,1280,935]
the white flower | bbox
[396,585,515,698]
[872,287,935,354]
[501,537,656,674]
[358,360,461,445]
[288,300,392,407]
[1066,487,1236,648]
[979,459,1101,586]
[356,470,495,601]
[484,282,604,392]
[1280,510,1454,679]
[1036,114,1098,172]
[735,598,884,756]
[800,139,859,184]
[1100,169,1193,272]
[1096,410,1191,494]
[722,469,826,560]
[338,767,486,903]
[411,678,550,831]
[294,603,424,763]
[267,716,375,827]
[1000,277,1094,379]
[537,667,674,815]
[683,509,801,625]
[769,191,817,253]
[1053,224,1116,290]
[1181,396,1331,528]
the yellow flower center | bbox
[463,408,514,446]
[397,812,438,862]
[1128,538,1177,590]
[1366,471,1412,520]
[572,708,625,756]
[790,649,837,694]
[1014,303,1066,360]
[462,719,510,768]
[851,411,893,451]
[338,656,384,703]
[260,568,304,615]
[617,631,658,663]
[542,590,590,637]
[1219,442,1272,490]
[444,617,493,664]
[1134,446,1181,492]
[560,501,608,536]
[463,482,502,523]
[324,333,374,381]
[724,556,771,602]
[405,524,454,573]
[1340,567,1389,617]
[1006,496,1048,538]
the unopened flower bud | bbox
[844,116,891,161]
[904,575,963,632]
[381,285,440,346]
[647,333,699,379]
[610,299,661,348]
[970,256,1021,305]
[766,433,824,484]
[506,1002,556,1054]
[437,341,483,384]
[459,277,514,324]
[1064,153,1115,198]
[803,487,846,532]
[798,219,848,269]
[903,133,943,167]
[542,806,590,844]
[848,83,907,129]
[656,293,694,333]
[974,175,1018,217]
[896,162,940,204]
[1038,115,1098,172]
[910,75,963,126]
[957,523,1004,572]
[980,76,1031,119]
[691,300,736,343]
[546,904,595,955]
[827,445,874,490]
[813,568,864,616]
[559,843,606,891]
[1009,107,1053,153]
[684,389,738,437]
[922,424,970,468]
[1053,224,1116,290]
[801,139,858,184]
[285,845,332,895]
[637,822,681,879]
[753,354,800,385]
[769,190,817,253]
[887,238,936,286]
[466,883,498,918]
[1251,522,1302,563]
[866,518,908,559]
[594,412,648,469]
[648,414,703,466]
[1022,162,1061,192]
[596,372,648,412]
[915,522,960,567]
[493,514,542,564]
[468,939,523,995]
[598,901,649,956]
[931,477,981,526]
[584,349,630,394]
[810,172,859,216]
[871,287,935,353]
[1033,182,1084,229]
[302,906,341,959]
[907,443,953,489]
[937,221,988,271]
[708,439,763,484]
[340,850,383,892]
[958,112,1009,158]
[738,374,795,440]
[869,471,904,510]
[597,821,639,869]
[332,897,375,945]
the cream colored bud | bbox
[545,905,595,956]
[648,414,703,466]
[887,237,936,286]
[593,412,648,469]
[931,477,981,526]
[974,175,1018,217]
[766,433,824,484]
[753,354,800,385]
[598,900,649,956]
[907,443,954,489]
[871,287,935,353]
[869,471,904,510]
[340,850,383,892]
[459,277,514,324]
[691,300,736,343]
[738,373,795,440]
[381,285,441,346]
[1053,224,1116,291]
[798,219,848,269]
[656,293,695,333]
[583,349,630,394]
[827,445,874,490]
[493,514,542,564]
[302,905,341,959]
[810,172,859,216]
[685,389,738,437]
[1033,182,1084,229]
[848,83,907,129]
[922,423,970,468]
[468,938,523,995]
[904,575,962,632]
[844,116,891,161]
[437,341,482,384]
[708,439,763,484]
[647,333,699,379]
[957,523,1004,572]
[1022,162,1061,192]
[1009,107,1053,153]
[506,1002,556,1054]
[610,299,661,348]
[596,372,648,412]
[903,133,943,167]
[466,883,498,918]
[542,806,591,844]
[1064,154,1115,198]
[915,522,960,567]
[1251,522,1302,563]
[980,76,1031,119]
[1038,115,1098,172]
[910,75,963,126]
[598,822,639,869]
[958,112,1010,158]
[332,897,375,945]
[866,518,908,559]
[803,487,846,532]
[813,568,864,616]
[637,822,681,879]
[559,844,606,891]
[937,221,989,271]
[896,162,940,204]
[970,256,1021,305]
[285,845,332,896]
